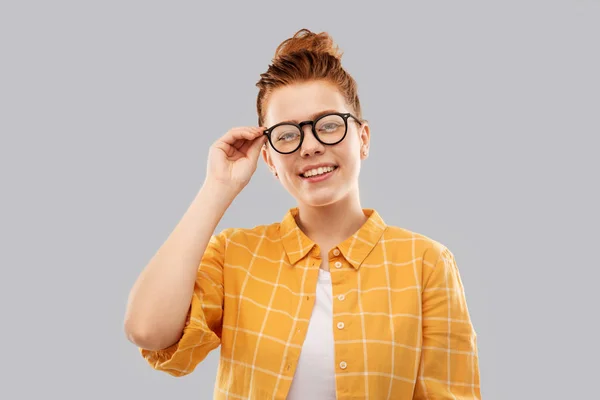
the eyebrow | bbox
[280,109,340,124]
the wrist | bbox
[200,178,242,201]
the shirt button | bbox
[333,249,340,256]
[339,361,347,369]
[337,294,345,301]
[337,321,345,329]
[334,261,342,269]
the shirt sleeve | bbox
[138,229,229,377]
[413,245,482,399]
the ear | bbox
[359,122,371,159]
[261,143,278,177]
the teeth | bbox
[302,166,336,178]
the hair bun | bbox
[273,28,343,61]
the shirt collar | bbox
[278,207,387,270]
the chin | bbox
[297,192,345,208]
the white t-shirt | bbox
[287,268,336,399]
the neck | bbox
[295,191,368,246]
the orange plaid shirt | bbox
[140,207,481,399]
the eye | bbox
[276,130,300,142]
[318,123,342,132]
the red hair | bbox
[255,29,364,127]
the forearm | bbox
[124,180,237,350]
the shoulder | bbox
[381,223,451,267]
[213,220,283,252]
[379,223,459,291]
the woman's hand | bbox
[205,126,268,192]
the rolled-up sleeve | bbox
[414,245,481,399]
[139,229,229,377]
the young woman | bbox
[124,28,481,399]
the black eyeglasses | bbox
[263,112,363,154]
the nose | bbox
[299,125,324,157]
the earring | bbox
[362,149,368,156]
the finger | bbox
[230,126,263,132]
[214,128,263,156]
[214,127,263,153]
[221,129,254,144]
[225,127,264,142]
[214,140,241,159]
[234,131,264,150]
[237,133,262,155]
[232,138,246,151]
[246,135,268,162]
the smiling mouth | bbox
[299,166,339,179]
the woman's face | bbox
[261,80,370,207]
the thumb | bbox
[247,135,267,163]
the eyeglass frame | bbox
[263,111,363,155]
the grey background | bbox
[1,1,598,399]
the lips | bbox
[298,165,339,177]
[299,166,338,182]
